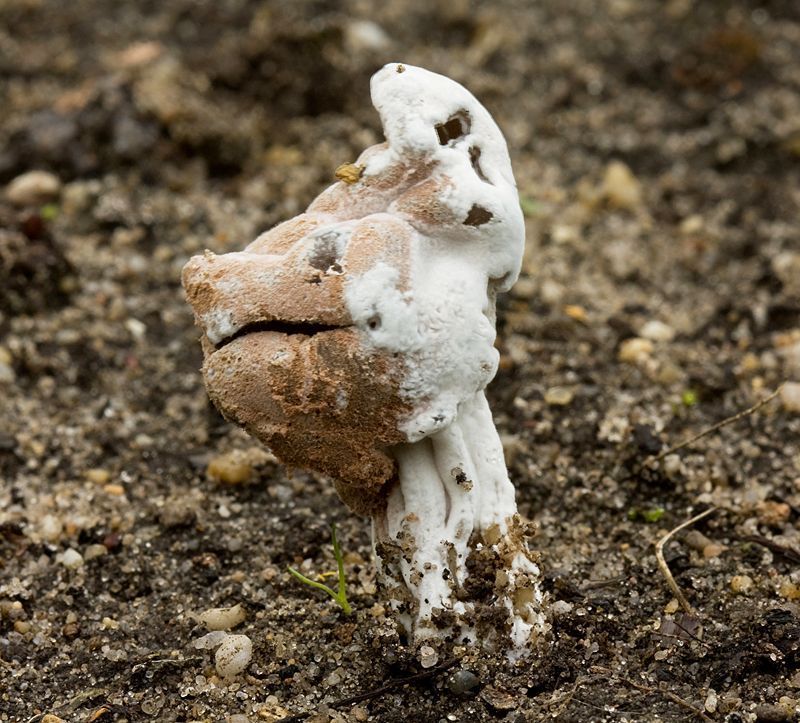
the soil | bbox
[2,1,800,722]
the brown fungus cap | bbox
[182,63,525,515]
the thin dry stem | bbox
[655,507,717,614]
[639,384,784,473]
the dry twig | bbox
[637,384,784,473]
[655,507,717,613]
[619,675,713,722]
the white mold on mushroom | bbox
[182,62,545,657]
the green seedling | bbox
[40,203,59,221]
[628,506,666,523]
[287,524,352,614]
[681,389,699,407]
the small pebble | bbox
[198,603,246,631]
[563,304,588,323]
[207,452,254,484]
[754,702,794,723]
[448,669,480,695]
[0,347,14,383]
[778,580,800,600]
[639,320,675,342]
[344,19,391,52]
[39,514,63,543]
[84,544,108,560]
[41,715,66,723]
[618,337,653,365]
[704,689,718,713]
[544,386,575,406]
[551,599,574,616]
[5,170,61,206]
[86,468,111,485]
[684,529,713,552]
[419,645,438,669]
[755,500,791,527]
[780,382,800,413]
[730,575,753,594]
[215,634,253,678]
[703,543,726,559]
[602,161,642,210]
[59,549,83,569]
[193,630,228,650]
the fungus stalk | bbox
[182,63,545,657]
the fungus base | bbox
[373,391,546,657]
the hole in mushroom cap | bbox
[435,112,470,145]
[469,146,489,183]
[463,204,493,226]
[367,314,381,330]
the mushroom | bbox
[182,62,545,657]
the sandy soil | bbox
[1,1,800,721]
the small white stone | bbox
[6,170,62,206]
[125,318,147,340]
[84,544,108,560]
[705,689,718,713]
[730,575,753,594]
[192,630,228,650]
[639,320,675,343]
[60,549,83,569]
[419,645,438,669]
[198,603,246,631]
[39,514,63,543]
[618,337,654,364]
[0,362,14,384]
[215,634,253,678]
[345,20,391,52]
[780,382,800,413]
[551,600,574,616]
[544,386,575,406]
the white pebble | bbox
[780,382,800,413]
[419,645,438,669]
[59,548,84,569]
[551,600,574,616]
[618,337,654,364]
[215,634,253,678]
[192,630,228,650]
[544,386,575,406]
[6,170,61,206]
[345,20,390,52]
[730,575,753,594]
[639,320,675,342]
[198,603,246,631]
[39,514,63,543]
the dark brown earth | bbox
[2,1,800,721]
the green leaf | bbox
[287,523,352,615]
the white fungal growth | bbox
[182,62,546,659]
[348,64,544,656]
